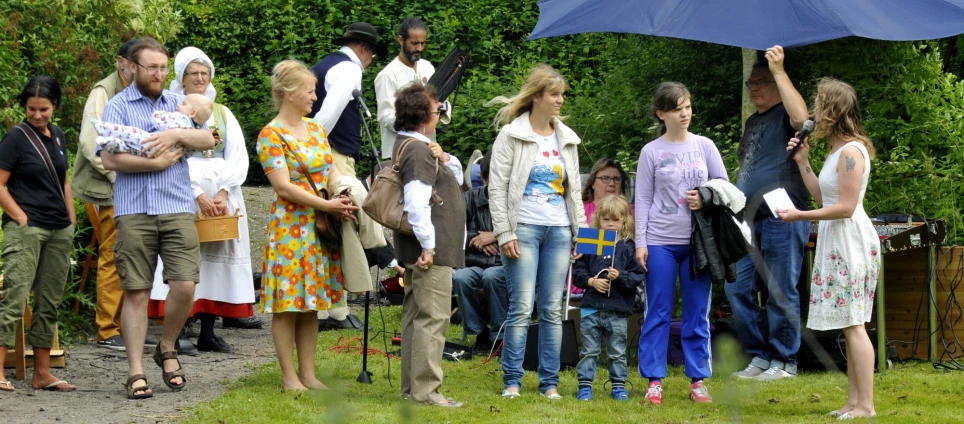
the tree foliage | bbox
[0,0,182,146]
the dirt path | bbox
[1,186,278,424]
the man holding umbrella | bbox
[726,45,811,381]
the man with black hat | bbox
[310,21,386,177]
[310,22,386,331]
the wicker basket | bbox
[195,209,241,242]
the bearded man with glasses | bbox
[100,37,215,399]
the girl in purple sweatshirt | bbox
[634,82,728,405]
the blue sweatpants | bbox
[637,245,713,380]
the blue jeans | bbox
[724,217,809,374]
[452,266,508,341]
[576,310,629,386]
[501,224,572,392]
[638,245,713,380]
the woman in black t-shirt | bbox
[0,76,77,393]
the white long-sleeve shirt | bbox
[399,130,463,249]
[313,46,364,134]
[374,57,451,158]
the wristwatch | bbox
[422,249,436,256]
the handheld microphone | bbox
[785,119,814,162]
[351,89,372,119]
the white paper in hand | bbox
[762,188,795,218]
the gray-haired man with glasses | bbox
[727,45,811,382]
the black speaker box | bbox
[522,320,579,371]
[797,328,889,371]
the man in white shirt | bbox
[310,21,386,177]
[374,17,451,159]
[309,22,387,331]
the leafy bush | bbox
[0,0,182,146]
[172,0,609,183]
[0,0,182,343]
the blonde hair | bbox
[183,93,213,123]
[270,59,316,111]
[591,195,634,241]
[812,78,876,159]
[486,64,570,129]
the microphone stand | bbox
[355,100,382,385]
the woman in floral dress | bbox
[257,60,358,391]
[778,78,880,420]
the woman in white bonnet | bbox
[148,46,258,354]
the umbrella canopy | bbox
[529,0,964,50]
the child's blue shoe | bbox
[576,386,593,401]
[611,386,629,401]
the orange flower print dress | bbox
[257,118,344,313]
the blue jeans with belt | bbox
[500,223,571,393]
[724,217,809,374]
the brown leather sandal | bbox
[152,345,186,391]
[125,374,153,399]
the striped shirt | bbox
[101,85,195,216]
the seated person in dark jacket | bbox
[452,152,508,354]
[572,195,645,401]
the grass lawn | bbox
[184,306,963,423]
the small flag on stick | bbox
[575,227,617,256]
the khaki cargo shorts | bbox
[114,213,200,290]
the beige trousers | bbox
[400,263,453,403]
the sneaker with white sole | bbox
[755,366,795,381]
[689,381,713,403]
[96,335,126,351]
[643,381,662,405]
[731,364,765,379]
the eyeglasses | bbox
[596,176,622,184]
[744,79,775,88]
[186,71,210,79]
[134,61,170,75]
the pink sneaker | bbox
[644,381,662,405]
[689,381,712,403]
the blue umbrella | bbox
[529,0,964,49]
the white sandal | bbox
[0,380,14,392]
[837,411,877,420]
[501,389,521,399]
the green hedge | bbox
[172,0,610,182]
[0,0,183,342]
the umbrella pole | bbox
[564,262,573,320]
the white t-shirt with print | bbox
[518,131,570,226]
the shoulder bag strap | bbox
[16,123,65,200]
[393,137,440,175]
[269,127,323,197]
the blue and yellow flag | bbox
[575,227,617,256]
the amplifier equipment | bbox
[808,218,947,253]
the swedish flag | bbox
[575,227,617,256]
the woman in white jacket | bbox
[487,65,587,400]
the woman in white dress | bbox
[778,78,880,420]
[149,47,255,353]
